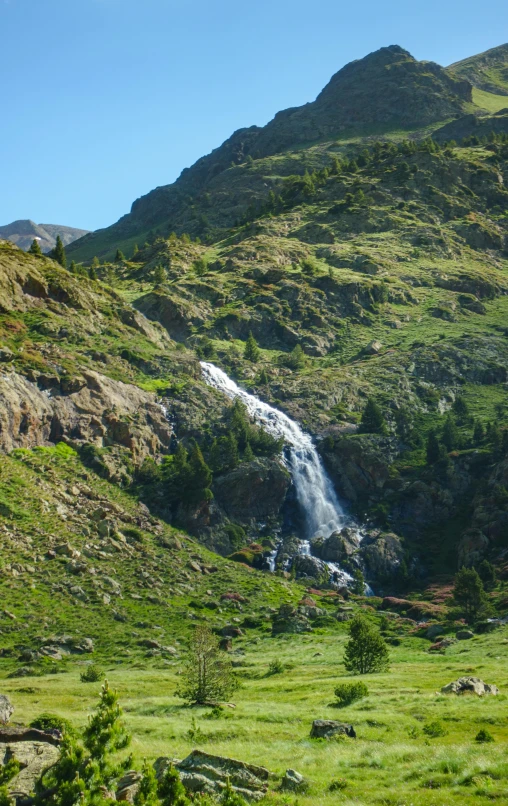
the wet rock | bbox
[310,720,356,739]
[155,750,269,801]
[361,532,404,580]
[292,554,328,580]
[0,696,13,725]
[441,677,499,696]
[311,528,360,564]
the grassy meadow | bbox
[3,624,508,805]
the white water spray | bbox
[200,362,357,582]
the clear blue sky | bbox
[1,0,506,232]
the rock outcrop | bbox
[155,751,269,801]
[0,727,61,803]
[441,677,499,696]
[212,459,290,522]
[0,696,13,725]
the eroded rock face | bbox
[212,458,290,522]
[311,528,360,563]
[292,554,328,580]
[0,370,172,462]
[441,677,499,696]
[0,727,61,803]
[361,532,405,580]
[155,751,269,801]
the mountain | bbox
[0,219,89,252]
[449,43,508,96]
[2,40,508,806]
[68,45,478,263]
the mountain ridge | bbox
[0,219,89,253]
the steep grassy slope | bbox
[450,43,508,96]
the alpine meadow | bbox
[2,34,508,806]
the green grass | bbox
[472,87,508,113]
[3,628,508,805]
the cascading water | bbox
[200,362,357,584]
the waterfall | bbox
[200,362,355,582]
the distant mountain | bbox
[449,43,508,96]
[0,219,89,253]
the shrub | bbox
[0,787,12,806]
[80,665,104,683]
[329,778,348,791]
[0,759,20,785]
[334,681,369,707]
[423,720,447,738]
[30,712,75,736]
[158,763,190,806]
[267,659,284,676]
[475,729,494,743]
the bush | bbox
[329,778,348,791]
[80,665,104,683]
[475,729,494,743]
[334,681,369,707]
[423,720,447,738]
[30,712,75,736]
[266,659,284,676]
[0,759,20,785]
[0,787,12,806]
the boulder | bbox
[0,727,61,802]
[212,459,290,522]
[426,624,444,640]
[116,770,142,802]
[272,604,312,635]
[456,630,474,640]
[0,696,13,725]
[280,769,308,793]
[361,532,404,580]
[310,720,356,739]
[292,555,328,580]
[155,750,269,801]
[441,677,499,696]
[310,528,360,564]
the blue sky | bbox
[1,0,506,231]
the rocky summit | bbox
[1,39,508,806]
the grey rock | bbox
[280,769,308,792]
[292,554,328,579]
[426,624,444,640]
[310,720,356,739]
[0,728,61,801]
[116,769,142,802]
[456,630,474,640]
[441,677,499,696]
[155,750,269,801]
[0,695,13,725]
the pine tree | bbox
[92,256,100,268]
[473,420,485,445]
[115,249,125,262]
[287,344,306,370]
[351,567,366,595]
[343,615,389,674]
[132,243,139,257]
[185,442,213,504]
[442,414,459,451]
[176,625,238,704]
[426,429,440,464]
[453,567,487,622]
[243,441,254,461]
[89,266,97,280]
[453,396,469,422]
[477,559,497,590]
[28,239,42,256]
[52,235,66,268]
[153,264,167,287]
[158,764,190,806]
[69,260,77,274]
[244,332,260,362]
[359,398,388,435]
[134,760,159,806]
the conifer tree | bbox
[473,420,485,445]
[28,238,42,256]
[442,414,459,451]
[359,398,388,435]
[243,441,254,461]
[343,615,389,674]
[132,243,139,257]
[52,235,66,268]
[426,429,440,464]
[158,764,190,806]
[287,344,306,370]
[89,266,97,280]
[69,260,77,274]
[244,332,260,362]
[153,264,167,287]
[92,256,100,268]
[115,249,125,262]
[453,567,487,622]
[176,625,238,704]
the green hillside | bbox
[2,40,508,806]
